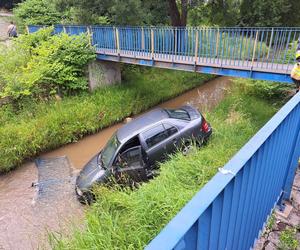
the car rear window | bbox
[165,109,190,121]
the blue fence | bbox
[145,92,300,250]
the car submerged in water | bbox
[75,105,212,203]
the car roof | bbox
[117,108,169,143]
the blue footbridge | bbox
[28,25,300,83]
[29,25,300,250]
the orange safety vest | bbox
[291,63,300,80]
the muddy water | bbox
[0,76,232,250]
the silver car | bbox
[76,105,212,203]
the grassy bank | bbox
[52,79,286,250]
[0,67,214,172]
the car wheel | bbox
[182,141,193,156]
[80,191,95,205]
[196,137,204,147]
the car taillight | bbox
[201,118,209,133]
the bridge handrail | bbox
[28,25,299,83]
[145,92,300,249]
[28,25,300,66]
[28,24,300,29]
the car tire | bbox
[80,191,95,205]
[182,141,193,156]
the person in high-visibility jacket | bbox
[291,61,300,92]
[296,50,300,60]
[294,38,300,61]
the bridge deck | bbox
[97,49,293,74]
[97,49,294,83]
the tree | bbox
[14,0,62,30]
[240,0,290,27]
[53,0,112,24]
[168,0,188,26]
[207,0,240,26]
[109,0,145,25]
[141,0,169,25]
[53,0,169,25]
[281,0,300,27]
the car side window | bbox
[143,124,167,148]
[163,123,178,137]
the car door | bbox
[163,123,180,154]
[114,146,147,182]
[141,123,169,165]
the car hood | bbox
[76,154,108,190]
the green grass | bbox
[51,80,284,250]
[279,228,299,250]
[0,67,214,172]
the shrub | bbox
[0,27,96,101]
[14,0,62,31]
[234,78,292,103]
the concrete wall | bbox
[88,60,121,91]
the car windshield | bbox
[165,109,190,121]
[100,134,120,169]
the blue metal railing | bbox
[27,25,300,82]
[28,25,300,67]
[145,92,300,250]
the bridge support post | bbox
[88,60,121,91]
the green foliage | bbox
[281,0,300,27]
[13,0,62,31]
[0,68,214,172]
[240,0,290,27]
[279,40,298,64]
[50,80,282,250]
[0,27,95,101]
[11,0,300,28]
[279,228,299,250]
[234,79,292,104]
[266,214,276,230]
[263,213,276,237]
[52,0,169,25]
[109,0,144,25]
[216,33,268,60]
